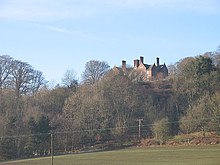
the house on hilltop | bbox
[113,56,168,81]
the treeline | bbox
[0,48,220,160]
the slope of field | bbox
[1,145,220,165]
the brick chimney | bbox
[122,60,126,72]
[156,57,160,66]
[140,56,144,64]
[134,59,140,68]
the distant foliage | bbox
[1,47,220,160]
[61,69,78,89]
[0,55,45,97]
[152,118,171,144]
[82,60,110,84]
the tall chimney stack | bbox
[134,60,137,68]
[137,59,140,67]
[134,59,140,68]
[122,60,126,72]
[156,57,160,66]
[140,56,144,64]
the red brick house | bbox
[113,56,168,81]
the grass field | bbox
[1,145,220,165]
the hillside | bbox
[1,52,220,161]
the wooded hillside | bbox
[0,48,220,160]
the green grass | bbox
[1,145,220,165]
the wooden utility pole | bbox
[137,119,143,138]
[51,133,54,165]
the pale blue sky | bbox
[0,0,220,83]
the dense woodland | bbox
[0,47,220,160]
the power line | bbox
[0,132,50,139]
[1,116,220,139]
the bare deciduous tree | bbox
[30,70,45,94]
[62,69,78,89]
[10,60,45,97]
[0,55,13,89]
[82,60,110,84]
